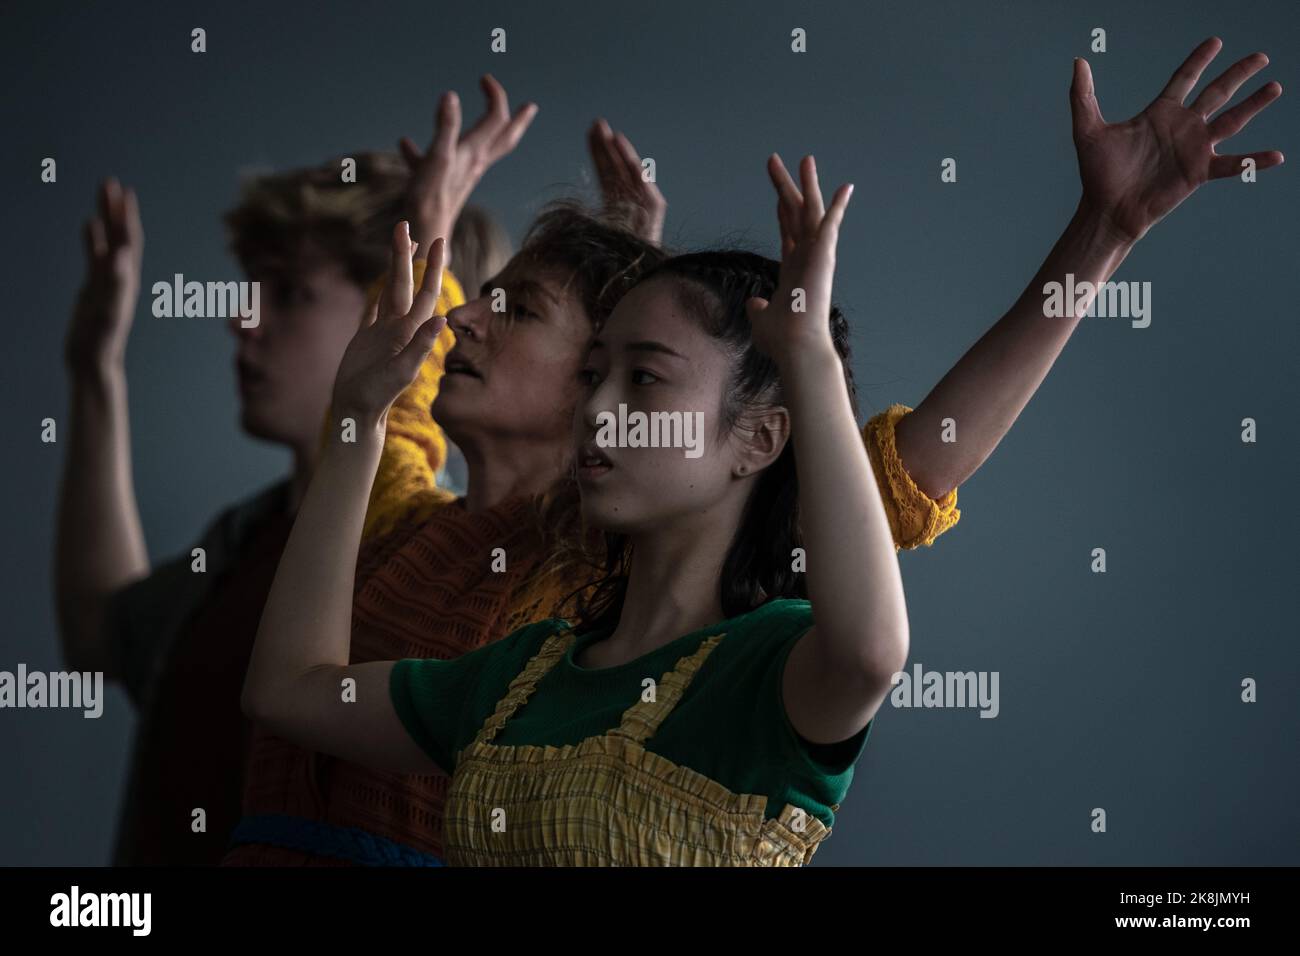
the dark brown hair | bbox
[564,250,856,634]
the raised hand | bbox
[1072,38,1284,243]
[67,179,143,371]
[746,154,853,363]
[587,118,667,244]
[331,223,448,427]
[398,75,538,250]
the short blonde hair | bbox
[224,152,408,286]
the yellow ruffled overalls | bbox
[442,630,837,866]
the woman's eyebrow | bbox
[625,340,686,360]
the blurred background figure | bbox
[54,154,443,865]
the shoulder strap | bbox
[609,633,725,745]
[472,630,574,745]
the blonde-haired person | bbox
[53,150,472,865]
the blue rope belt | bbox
[229,814,445,867]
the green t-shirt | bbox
[389,598,872,829]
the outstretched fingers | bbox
[121,187,143,252]
[379,222,416,320]
[397,239,449,377]
[462,73,511,147]
[97,178,119,236]
[1190,52,1269,118]
[409,237,447,324]
[799,155,825,231]
[1208,149,1285,180]
[496,99,539,158]
[611,130,649,187]
[84,178,141,280]
[398,91,463,171]
[818,184,854,247]
[1158,37,1223,105]
[589,119,623,191]
[431,90,463,163]
[767,155,802,254]
[1207,80,1283,144]
[461,74,537,160]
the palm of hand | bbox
[752,240,837,360]
[332,320,412,422]
[331,230,448,423]
[1077,100,1211,241]
[1071,40,1283,243]
[68,179,142,366]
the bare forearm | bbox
[243,416,383,714]
[897,200,1136,498]
[785,347,908,675]
[54,360,150,671]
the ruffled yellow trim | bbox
[452,719,829,865]
[360,260,466,542]
[449,630,829,865]
[862,403,961,550]
[473,631,573,745]
[611,634,725,744]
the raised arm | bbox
[242,224,450,774]
[894,39,1283,498]
[398,74,538,256]
[749,156,909,746]
[358,78,538,540]
[587,118,668,245]
[764,158,960,553]
[54,179,149,677]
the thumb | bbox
[744,296,770,324]
[1070,57,1104,138]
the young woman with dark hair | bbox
[241,154,903,865]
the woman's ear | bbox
[733,406,790,478]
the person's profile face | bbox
[572,277,740,536]
[433,260,592,458]
[231,249,366,449]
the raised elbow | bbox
[862,627,910,692]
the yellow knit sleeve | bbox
[863,403,961,550]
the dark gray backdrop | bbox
[2,0,1296,865]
